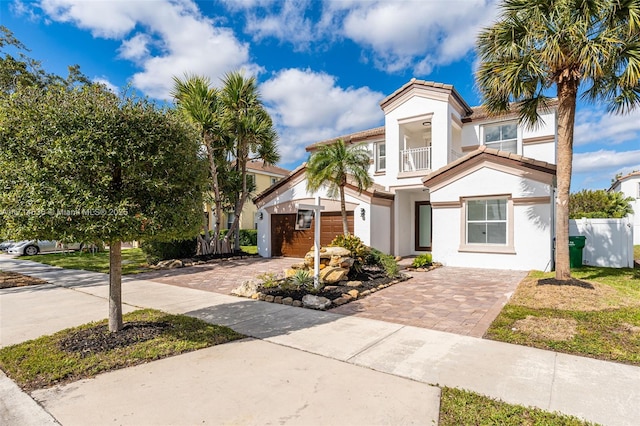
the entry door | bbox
[415,201,432,251]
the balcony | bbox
[400,146,431,172]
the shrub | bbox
[257,272,279,288]
[411,253,433,268]
[239,229,257,246]
[364,248,383,266]
[140,238,197,264]
[290,269,314,289]
[378,252,399,278]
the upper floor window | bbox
[271,177,278,186]
[484,122,517,153]
[375,142,386,172]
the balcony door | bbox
[415,201,432,251]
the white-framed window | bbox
[466,198,508,245]
[271,177,278,185]
[375,142,386,172]
[483,122,517,153]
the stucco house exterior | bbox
[609,171,640,245]
[206,160,290,232]
[254,79,558,271]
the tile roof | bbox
[379,78,473,115]
[609,170,640,191]
[245,159,290,176]
[463,99,559,123]
[423,145,556,185]
[305,126,385,152]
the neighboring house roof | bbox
[305,126,385,152]
[379,79,473,116]
[252,162,393,208]
[609,170,640,192]
[246,159,290,176]
[422,145,556,189]
[463,99,559,123]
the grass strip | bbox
[0,309,244,391]
[22,248,150,275]
[439,387,596,425]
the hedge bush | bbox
[140,238,197,263]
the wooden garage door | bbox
[271,212,354,257]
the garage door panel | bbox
[271,212,353,257]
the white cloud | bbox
[261,68,384,165]
[574,107,640,147]
[92,77,119,94]
[37,0,255,99]
[325,0,498,74]
[574,149,640,173]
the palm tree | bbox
[219,71,279,251]
[306,140,373,235]
[476,0,640,280]
[171,74,229,255]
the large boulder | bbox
[231,279,261,297]
[329,256,355,268]
[302,294,332,310]
[319,266,349,284]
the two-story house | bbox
[609,171,640,245]
[254,79,558,271]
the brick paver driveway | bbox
[139,258,526,338]
[331,267,526,337]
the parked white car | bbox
[0,240,15,251]
[8,240,83,256]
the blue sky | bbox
[2,0,639,191]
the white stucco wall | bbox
[613,176,640,245]
[430,165,553,271]
[370,204,391,254]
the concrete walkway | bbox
[137,258,524,337]
[1,256,640,425]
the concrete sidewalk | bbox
[2,256,640,425]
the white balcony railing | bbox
[400,146,431,172]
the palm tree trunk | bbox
[205,142,224,254]
[108,240,123,332]
[339,185,349,235]
[555,78,579,281]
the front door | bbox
[415,201,432,251]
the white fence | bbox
[569,218,634,268]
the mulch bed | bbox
[59,322,172,356]
[0,271,49,288]
[260,265,407,304]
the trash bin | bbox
[568,236,586,268]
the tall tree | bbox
[476,0,640,280]
[219,71,279,251]
[306,140,373,235]
[0,85,207,332]
[171,75,230,255]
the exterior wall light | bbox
[258,211,264,220]
[360,208,366,220]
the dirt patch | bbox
[614,323,640,336]
[0,271,48,288]
[510,275,637,311]
[513,316,578,341]
[59,321,172,357]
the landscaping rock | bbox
[333,297,348,306]
[274,296,283,304]
[283,297,293,305]
[284,269,297,278]
[258,293,266,301]
[302,294,331,310]
[361,290,371,296]
[319,266,349,284]
[156,259,183,269]
[347,289,359,299]
[231,279,261,298]
[265,295,275,303]
[290,263,306,270]
[346,280,362,287]
[323,246,351,257]
[292,300,303,307]
[251,293,259,300]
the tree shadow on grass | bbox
[536,278,595,289]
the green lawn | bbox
[22,248,150,275]
[486,266,640,366]
[241,245,258,254]
[0,309,244,391]
[439,387,594,425]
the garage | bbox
[271,212,354,257]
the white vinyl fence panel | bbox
[569,218,634,268]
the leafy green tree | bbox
[306,140,373,235]
[171,74,230,255]
[570,189,634,219]
[476,0,640,280]
[0,85,207,331]
[219,71,279,251]
[172,71,279,254]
